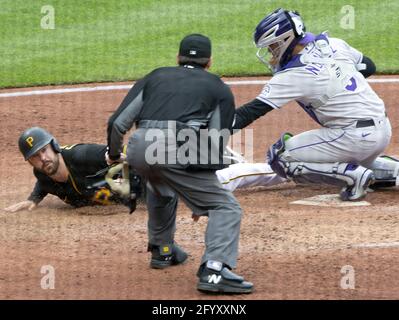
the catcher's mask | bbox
[87,162,142,214]
[254,8,306,73]
[105,163,142,214]
[18,127,61,160]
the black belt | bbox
[138,120,206,130]
[356,119,375,128]
[137,120,171,129]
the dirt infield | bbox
[1,76,399,300]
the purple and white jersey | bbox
[257,35,386,127]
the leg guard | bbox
[281,160,375,201]
[288,163,355,187]
[267,132,294,178]
[368,155,399,189]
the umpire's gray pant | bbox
[127,128,243,268]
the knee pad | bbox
[267,132,293,178]
[369,155,399,188]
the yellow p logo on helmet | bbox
[26,137,34,148]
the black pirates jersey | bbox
[28,144,119,207]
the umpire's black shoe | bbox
[149,243,188,269]
[197,260,253,294]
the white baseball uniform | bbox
[216,35,397,194]
[257,35,393,188]
[216,162,286,192]
[258,36,391,165]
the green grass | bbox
[1,0,398,88]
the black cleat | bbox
[197,260,253,294]
[149,243,188,269]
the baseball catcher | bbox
[233,8,399,201]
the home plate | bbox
[290,194,371,207]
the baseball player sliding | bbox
[3,127,284,213]
[4,127,140,213]
[233,8,399,201]
[219,147,286,191]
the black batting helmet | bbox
[18,127,61,160]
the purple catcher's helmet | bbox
[254,8,306,73]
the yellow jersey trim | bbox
[61,144,78,150]
[221,172,276,185]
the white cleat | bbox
[223,146,247,164]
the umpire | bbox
[107,34,253,294]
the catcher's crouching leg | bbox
[367,155,399,190]
[267,132,374,201]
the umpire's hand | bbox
[105,151,127,165]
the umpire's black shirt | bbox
[28,144,109,207]
[107,64,236,170]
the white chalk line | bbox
[350,242,399,249]
[0,85,133,98]
[0,78,398,99]
[303,242,399,253]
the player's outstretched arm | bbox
[3,200,37,213]
[233,98,274,130]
